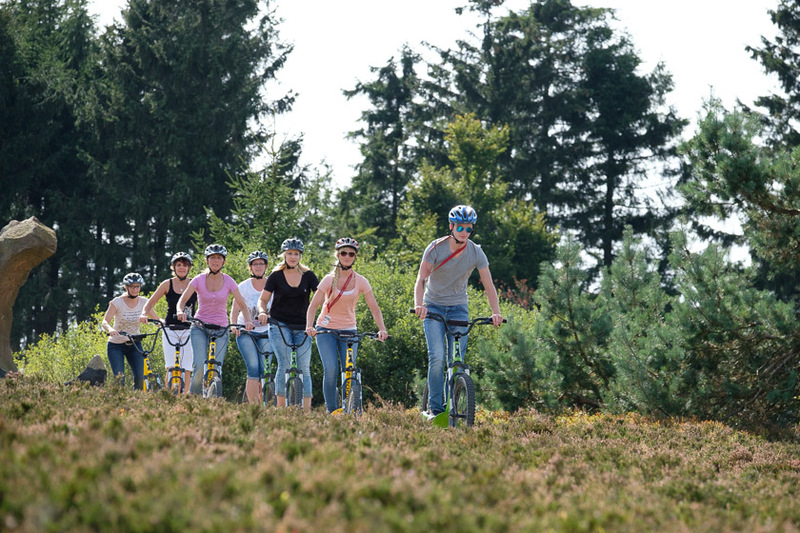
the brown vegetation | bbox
[1,376,798,532]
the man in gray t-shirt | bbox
[412,205,504,417]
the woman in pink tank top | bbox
[176,244,253,395]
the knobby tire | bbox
[204,373,222,399]
[263,379,277,407]
[287,376,303,408]
[345,379,362,415]
[450,373,475,428]
[421,381,430,413]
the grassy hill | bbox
[2,376,798,532]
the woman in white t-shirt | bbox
[100,272,160,389]
[230,251,273,404]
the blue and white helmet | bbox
[281,238,304,253]
[448,205,477,224]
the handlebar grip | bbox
[409,308,416,314]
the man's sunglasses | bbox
[455,226,473,233]
[339,251,357,257]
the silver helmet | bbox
[204,244,228,258]
[281,238,304,253]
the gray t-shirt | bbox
[422,238,489,306]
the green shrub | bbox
[14,309,109,383]
[478,307,558,412]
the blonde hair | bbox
[271,251,310,274]
[323,249,356,307]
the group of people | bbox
[100,205,504,416]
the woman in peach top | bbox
[305,237,388,413]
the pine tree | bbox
[423,0,686,275]
[95,0,292,284]
[341,47,421,242]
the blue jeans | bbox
[107,340,144,390]
[316,327,357,413]
[189,325,229,395]
[423,303,469,415]
[236,331,272,379]
[269,321,312,397]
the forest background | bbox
[4,0,800,435]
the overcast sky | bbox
[89,0,781,189]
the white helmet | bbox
[123,272,144,286]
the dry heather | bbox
[1,376,799,532]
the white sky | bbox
[90,0,781,189]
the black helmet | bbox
[334,237,359,251]
[204,244,228,258]
[448,205,478,224]
[123,272,144,286]
[171,251,193,266]
[247,250,269,264]
[281,238,304,253]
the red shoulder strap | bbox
[433,244,466,272]
[324,272,355,312]
[424,237,466,273]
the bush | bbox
[349,258,424,407]
[14,309,110,384]
[478,307,558,412]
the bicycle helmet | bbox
[123,272,144,286]
[248,250,269,264]
[281,238,304,253]
[171,251,193,266]
[204,244,228,258]
[448,205,477,224]
[334,237,359,252]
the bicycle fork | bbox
[142,354,154,391]
[341,348,360,404]
[205,339,219,386]
[445,339,470,413]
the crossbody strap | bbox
[425,237,466,273]
[325,271,355,312]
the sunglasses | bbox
[339,251,357,257]
[455,226,473,233]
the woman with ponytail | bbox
[305,238,388,413]
[141,252,197,393]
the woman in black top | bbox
[141,252,197,393]
[257,238,318,411]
